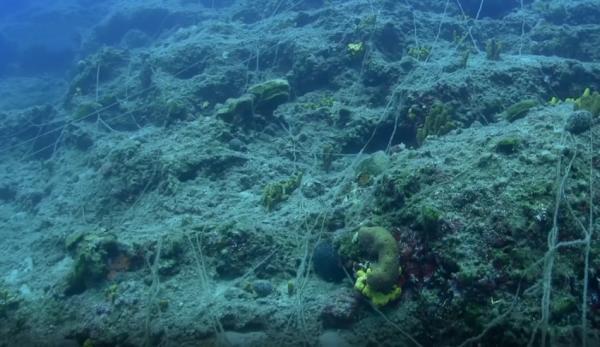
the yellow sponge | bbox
[354,268,402,306]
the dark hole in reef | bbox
[375,23,404,58]
[342,120,416,154]
[176,163,203,182]
[458,0,534,19]
[0,185,16,201]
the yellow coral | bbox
[583,87,591,98]
[575,87,592,109]
[354,268,402,306]
[548,96,560,106]
[551,88,593,108]
[347,42,365,56]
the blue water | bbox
[1,0,600,346]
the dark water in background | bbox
[0,0,32,16]
[0,0,203,79]
[1,1,600,345]
[0,0,526,79]
[0,0,106,78]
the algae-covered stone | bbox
[356,151,390,177]
[575,88,600,117]
[64,231,119,295]
[565,110,592,134]
[247,78,290,116]
[261,173,302,211]
[216,79,290,126]
[495,137,521,154]
[216,94,254,124]
[73,101,102,121]
[419,205,442,235]
[485,39,502,61]
[0,286,20,318]
[355,226,399,292]
[355,151,390,187]
[415,102,456,144]
[66,47,128,102]
[504,99,537,122]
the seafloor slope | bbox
[1,0,600,346]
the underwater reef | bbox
[1,0,600,346]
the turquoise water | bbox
[1,1,599,346]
